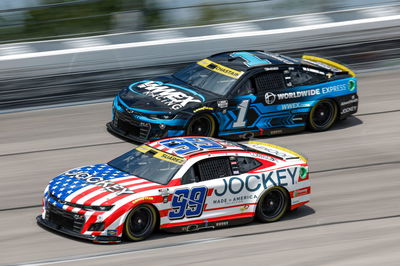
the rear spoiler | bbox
[302,55,356,77]
[246,141,307,163]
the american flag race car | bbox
[37,137,310,243]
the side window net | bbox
[254,72,285,93]
[198,157,232,181]
[237,157,261,173]
[290,69,326,86]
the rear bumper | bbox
[37,215,121,243]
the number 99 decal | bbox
[168,187,208,220]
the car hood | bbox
[118,76,219,113]
[47,164,159,204]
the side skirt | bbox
[162,217,254,234]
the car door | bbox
[227,68,290,133]
[166,155,262,227]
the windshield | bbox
[108,146,185,185]
[173,63,237,96]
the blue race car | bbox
[107,50,358,142]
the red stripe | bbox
[204,203,257,212]
[81,212,104,234]
[207,188,214,196]
[159,209,171,217]
[83,191,111,206]
[125,181,152,188]
[70,187,100,203]
[299,173,310,182]
[160,212,254,229]
[290,201,309,211]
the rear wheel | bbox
[308,99,338,131]
[256,187,289,222]
[124,204,157,241]
[186,114,216,137]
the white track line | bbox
[1,14,400,62]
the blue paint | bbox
[231,52,271,67]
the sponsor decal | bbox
[340,98,358,106]
[265,92,276,105]
[132,197,154,204]
[133,81,203,110]
[216,221,229,227]
[269,129,283,135]
[302,67,325,75]
[214,168,298,197]
[193,106,214,113]
[249,152,277,162]
[341,105,357,115]
[248,141,307,162]
[348,80,356,91]
[217,100,228,108]
[197,59,243,79]
[274,84,347,101]
[107,229,118,236]
[65,171,134,195]
[136,145,186,164]
[280,102,311,110]
[299,167,308,180]
[213,195,257,204]
[293,188,310,197]
[264,67,279,71]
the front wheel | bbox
[308,99,338,131]
[124,204,157,241]
[256,187,289,223]
[186,114,216,137]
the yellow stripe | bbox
[248,140,307,163]
[136,144,152,153]
[136,145,186,165]
[302,55,356,77]
[197,58,243,79]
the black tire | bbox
[256,187,289,223]
[124,204,157,241]
[308,99,338,131]
[186,113,216,137]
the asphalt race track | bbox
[0,70,399,266]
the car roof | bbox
[146,136,247,158]
[207,50,301,71]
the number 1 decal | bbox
[232,99,249,128]
[231,52,271,67]
[168,187,208,220]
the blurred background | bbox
[0,0,398,42]
[0,0,399,111]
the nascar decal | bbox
[65,171,134,195]
[130,81,204,110]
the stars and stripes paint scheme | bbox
[37,136,310,243]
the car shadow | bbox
[252,115,363,141]
[37,205,315,245]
